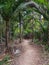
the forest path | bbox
[11,39,44,65]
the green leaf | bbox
[0,4,4,8]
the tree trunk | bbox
[19,12,23,43]
[5,20,9,49]
[48,22,49,45]
[0,31,2,43]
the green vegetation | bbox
[0,0,49,64]
[0,54,10,65]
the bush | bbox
[0,54,10,65]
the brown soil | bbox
[10,39,47,65]
[0,39,49,65]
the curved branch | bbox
[13,1,49,20]
[22,1,49,20]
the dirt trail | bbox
[11,40,44,65]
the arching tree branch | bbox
[14,1,49,20]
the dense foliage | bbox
[0,0,49,47]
